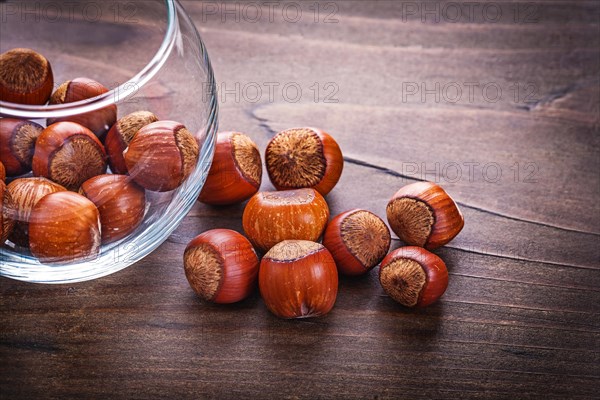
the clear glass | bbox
[0,0,218,283]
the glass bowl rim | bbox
[0,0,178,119]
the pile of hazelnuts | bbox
[185,127,464,319]
[0,48,199,263]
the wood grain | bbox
[2,1,599,399]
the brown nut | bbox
[386,181,464,249]
[6,177,67,222]
[265,127,343,195]
[199,132,262,205]
[48,77,117,139]
[184,229,260,304]
[0,118,44,177]
[322,209,391,276]
[29,191,100,264]
[242,188,329,253]
[5,177,66,246]
[379,246,449,308]
[32,121,107,190]
[0,181,15,244]
[124,120,199,192]
[259,240,338,319]
[80,174,146,244]
[0,48,54,105]
[105,111,159,174]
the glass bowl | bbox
[0,0,218,283]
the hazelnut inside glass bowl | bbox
[0,0,218,283]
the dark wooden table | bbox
[2,1,599,399]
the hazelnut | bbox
[5,177,66,246]
[184,229,259,304]
[80,174,146,244]
[124,120,199,192]
[199,132,262,205]
[0,181,15,244]
[32,121,107,190]
[379,246,448,308]
[6,177,66,222]
[242,188,329,253]
[29,191,100,264]
[386,181,464,249]
[322,209,391,276]
[265,127,343,195]
[48,77,117,139]
[259,240,338,319]
[0,118,44,177]
[0,48,54,105]
[105,111,159,174]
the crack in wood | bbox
[448,272,600,293]
[343,156,599,237]
[439,243,599,271]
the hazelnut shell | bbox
[259,240,338,319]
[80,174,146,244]
[265,127,343,195]
[386,181,464,249]
[5,177,66,223]
[0,118,44,177]
[0,181,15,243]
[322,209,391,276]
[47,77,117,139]
[124,120,199,192]
[184,229,259,304]
[379,246,448,308]
[0,48,54,105]
[29,191,101,264]
[199,132,262,205]
[4,177,66,247]
[32,121,107,190]
[105,111,159,174]
[242,188,329,253]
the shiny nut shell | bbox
[259,240,338,319]
[379,246,448,308]
[47,77,117,138]
[386,181,464,249]
[80,174,146,244]
[32,121,107,190]
[184,229,259,304]
[124,120,199,192]
[29,191,101,264]
[105,111,159,174]
[198,132,262,205]
[1,181,15,243]
[0,118,44,177]
[242,188,329,252]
